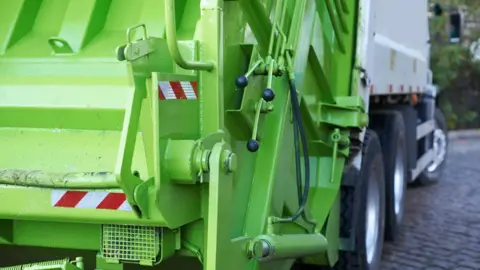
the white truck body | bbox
[358,0,430,96]
[354,0,436,180]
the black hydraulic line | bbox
[277,79,310,222]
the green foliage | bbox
[430,44,467,89]
[429,1,480,129]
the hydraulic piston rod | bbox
[248,233,328,262]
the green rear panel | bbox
[0,0,366,269]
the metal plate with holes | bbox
[101,224,162,265]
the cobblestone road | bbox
[381,137,480,270]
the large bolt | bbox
[224,151,237,173]
[249,239,272,260]
[338,137,350,149]
[201,150,211,172]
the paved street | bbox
[381,137,480,270]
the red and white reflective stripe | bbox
[51,190,132,211]
[158,81,198,100]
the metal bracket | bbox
[354,66,370,88]
[124,24,154,61]
[114,74,149,219]
[329,129,341,183]
[123,39,154,61]
[318,103,368,128]
[204,141,234,270]
[116,24,154,62]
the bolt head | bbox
[252,239,271,258]
[225,152,237,173]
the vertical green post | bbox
[198,0,223,135]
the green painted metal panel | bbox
[0,0,366,269]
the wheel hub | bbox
[427,128,447,172]
[365,171,380,264]
[393,150,405,220]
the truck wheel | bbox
[336,130,386,270]
[415,108,448,186]
[369,111,407,242]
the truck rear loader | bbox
[0,0,448,269]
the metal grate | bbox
[101,224,161,265]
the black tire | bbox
[322,130,385,270]
[415,108,448,186]
[337,130,385,270]
[369,111,408,242]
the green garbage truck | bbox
[0,0,448,269]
